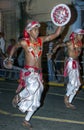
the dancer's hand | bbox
[3,57,13,69]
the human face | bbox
[29,26,39,39]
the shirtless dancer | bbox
[63,28,84,109]
[45,28,84,109]
[6,21,62,129]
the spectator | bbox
[0,32,6,68]
[6,38,18,66]
[0,32,5,53]
[7,39,16,55]
[46,41,56,81]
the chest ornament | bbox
[26,38,42,59]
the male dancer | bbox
[63,28,84,109]
[6,21,63,129]
[52,28,84,109]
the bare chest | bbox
[27,43,42,60]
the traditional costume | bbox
[18,65,43,116]
[12,21,44,127]
[64,57,81,104]
[64,28,84,109]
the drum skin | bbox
[51,4,71,26]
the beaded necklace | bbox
[26,38,42,59]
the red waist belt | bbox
[19,65,42,86]
[24,65,42,74]
[64,60,77,77]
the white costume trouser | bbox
[65,57,81,103]
[17,68,44,121]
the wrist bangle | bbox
[8,56,13,62]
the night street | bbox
[0,80,84,130]
[0,0,84,129]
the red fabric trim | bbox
[64,59,77,77]
[37,37,42,46]
[72,60,77,69]
[16,65,42,93]
[64,60,68,77]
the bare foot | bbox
[64,95,76,109]
[22,120,32,129]
[65,102,76,110]
[65,103,76,110]
[64,95,69,105]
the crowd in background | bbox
[0,33,25,69]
